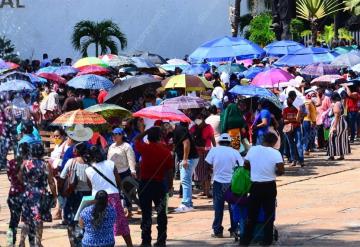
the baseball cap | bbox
[219,133,231,143]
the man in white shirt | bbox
[205,133,244,238]
[240,133,284,246]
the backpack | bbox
[231,162,251,196]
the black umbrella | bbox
[130,51,167,65]
[104,74,162,104]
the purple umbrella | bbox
[54,66,79,76]
[251,68,294,88]
[161,96,210,110]
[0,58,10,70]
[300,63,341,77]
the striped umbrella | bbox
[73,57,109,68]
[55,66,79,76]
[311,75,345,85]
[100,54,133,67]
[52,109,106,126]
[0,71,47,85]
[133,105,191,122]
[0,79,35,92]
[78,65,110,76]
[162,74,209,91]
[162,96,210,109]
[331,52,360,67]
[67,74,113,90]
[37,72,66,83]
[300,63,341,77]
[86,103,131,119]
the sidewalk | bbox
[0,143,360,246]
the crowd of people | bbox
[1,51,359,247]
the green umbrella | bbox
[86,104,131,119]
[334,46,357,55]
[217,63,246,74]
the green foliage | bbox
[301,30,312,37]
[72,20,127,57]
[343,0,360,15]
[0,36,18,61]
[290,18,306,41]
[296,0,343,21]
[338,28,353,41]
[248,13,275,47]
[318,24,335,45]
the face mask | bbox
[53,138,63,145]
[194,119,202,126]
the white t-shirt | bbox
[85,160,118,196]
[205,146,244,184]
[245,145,283,182]
[205,114,221,143]
[60,158,90,192]
[211,86,224,100]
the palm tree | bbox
[296,0,343,45]
[231,0,241,37]
[343,0,360,14]
[72,20,127,57]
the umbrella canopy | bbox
[54,66,79,76]
[264,40,304,57]
[52,109,106,126]
[333,46,357,55]
[86,103,131,119]
[217,63,246,74]
[199,77,214,89]
[331,52,360,67]
[67,75,113,90]
[166,59,189,65]
[311,75,345,85]
[162,96,210,109]
[274,47,336,66]
[0,79,35,92]
[183,64,210,75]
[242,67,265,79]
[0,58,9,70]
[37,72,66,83]
[73,57,109,68]
[189,36,265,63]
[37,66,58,73]
[237,59,254,67]
[162,74,208,91]
[300,63,341,77]
[133,105,191,122]
[130,57,156,68]
[105,74,162,103]
[78,65,110,76]
[351,63,360,73]
[0,71,47,85]
[5,62,20,70]
[160,64,190,72]
[130,51,167,65]
[252,68,294,88]
[229,85,274,97]
[101,54,133,67]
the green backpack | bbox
[231,162,251,196]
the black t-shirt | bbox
[173,124,198,160]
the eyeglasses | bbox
[53,135,61,138]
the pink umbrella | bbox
[77,65,110,75]
[133,105,191,122]
[236,59,253,67]
[311,74,345,85]
[251,68,294,88]
[37,72,66,83]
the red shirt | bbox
[346,93,359,112]
[135,140,173,182]
[283,106,300,128]
[97,90,108,104]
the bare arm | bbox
[79,217,84,228]
[244,160,251,171]
[182,139,190,161]
[47,163,57,198]
[275,162,285,176]
[211,135,216,147]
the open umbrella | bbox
[229,85,274,97]
[0,71,47,85]
[86,103,131,119]
[189,36,265,63]
[183,64,210,75]
[130,51,167,65]
[37,66,57,73]
[311,75,345,85]
[160,63,190,72]
[73,57,109,69]
[101,54,133,67]
[162,74,208,91]
[334,46,357,55]
[300,63,341,77]
[130,57,156,68]
[52,109,106,126]
[274,47,336,66]
[36,72,66,83]
[104,75,162,103]
[67,75,113,90]
[242,67,265,79]
[0,59,9,70]
[217,63,246,74]
[133,105,191,122]
[251,68,294,88]
[331,52,360,67]
[166,59,189,65]
[351,63,360,73]
[78,65,110,76]
[264,40,304,57]
[0,79,35,92]
[54,66,79,76]
[162,96,210,109]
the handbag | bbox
[283,123,294,133]
[61,159,78,197]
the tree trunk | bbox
[231,0,241,37]
[95,41,99,57]
[334,14,338,46]
[311,21,318,46]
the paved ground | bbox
[1,143,360,246]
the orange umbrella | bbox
[52,109,107,126]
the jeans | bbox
[285,127,304,163]
[256,133,264,146]
[242,181,277,246]
[212,181,236,234]
[316,124,326,149]
[303,121,316,151]
[180,158,199,207]
[139,181,167,245]
[348,111,358,141]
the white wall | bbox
[0,0,233,61]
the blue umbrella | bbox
[37,66,58,73]
[67,75,113,90]
[264,40,304,57]
[130,57,157,68]
[183,64,210,75]
[331,52,360,67]
[0,79,35,92]
[242,67,265,79]
[274,47,336,67]
[55,66,79,76]
[0,58,10,70]
[189,36,265,63]
[217,63,246,74]
[160,64,191,72]
[0,71,47,85]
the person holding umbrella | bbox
[252,99,272,145]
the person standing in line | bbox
[205,133,243,238]
[303,92,317,155]
[252,99,271,145]
[240,133,284,246]
[173,122,199,213]
[134,127,173,247]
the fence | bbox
[303,31,360,46]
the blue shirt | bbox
[17,124,41,141]
[82,98,97,109]
[257,108,271,136]
[80,205,115,247]
[60,142,92,171]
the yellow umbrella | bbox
[73,57,109,68]
[161,74,211,91]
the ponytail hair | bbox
[92,190,108,228]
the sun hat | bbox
[219,133,232,143]
[66,124,93,142]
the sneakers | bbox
[211,233,223,238]
[174,204,194,213]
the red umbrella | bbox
[37,72,66,83]
[6,62,20,70]
[77,65,110,76]
[133,105,191,122]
